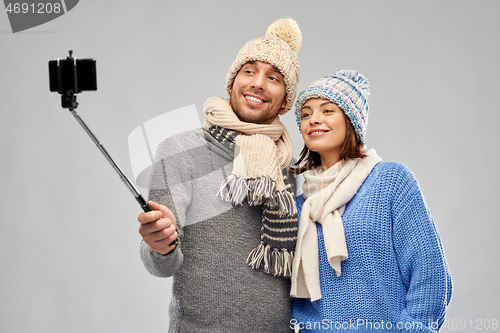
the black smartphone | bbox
[49,57,97,95]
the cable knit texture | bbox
[292,162,452,333]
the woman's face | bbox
[300,98,347,169]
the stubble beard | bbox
[229,89,280,125]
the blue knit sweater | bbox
[292,162,452,333]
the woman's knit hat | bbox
[295,70,371,142]
[225,18,302,115]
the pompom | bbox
[266,18,302,52]
[336,69,371,97]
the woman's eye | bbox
[301,113,311,119]
[324,109,334,113]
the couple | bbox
[137,19,452,333]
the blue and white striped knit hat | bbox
[295,70,370,142]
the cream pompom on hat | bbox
[225,18,302,115]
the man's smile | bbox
[243,93,267,105]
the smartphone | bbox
[49,57,97,95]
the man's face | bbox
[229,61,287,124]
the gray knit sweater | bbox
[140,127,296,333]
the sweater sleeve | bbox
[139,132,195,278]
[391,163,452,333]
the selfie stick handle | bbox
[69,108,153,213]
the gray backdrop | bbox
[1,1,499,332]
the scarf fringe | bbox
[246,242,294,278]
[217,175,297,216]
[247,176,276,206]
[217,174,249,205]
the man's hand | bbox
[138,201,178,255]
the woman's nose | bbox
[309,111,322,124]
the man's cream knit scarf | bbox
[203,96,298,277]
[291,149,381,301]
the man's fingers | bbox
[137,201,162,224]
[153,234,178,254]
[147,200,161,210]
[137,201,178,254]
[142,223,177,243]
[139,219,172,236]
[138,201,176,225]
[153,201,176,224]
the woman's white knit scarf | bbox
[203,96,298,277]
[291,149,381,301]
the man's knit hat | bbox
[225,18,302,115]
[295,70,371,142]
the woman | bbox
[290,70,452,332]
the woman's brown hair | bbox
[292,112,367,174]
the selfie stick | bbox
[68,107,153,213]
[50,51,179,247]
[68,109,180,246]
[49,51,152,213]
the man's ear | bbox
[281,96,287,110]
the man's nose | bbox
[251,72,266,90]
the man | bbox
[137,18,301,332]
